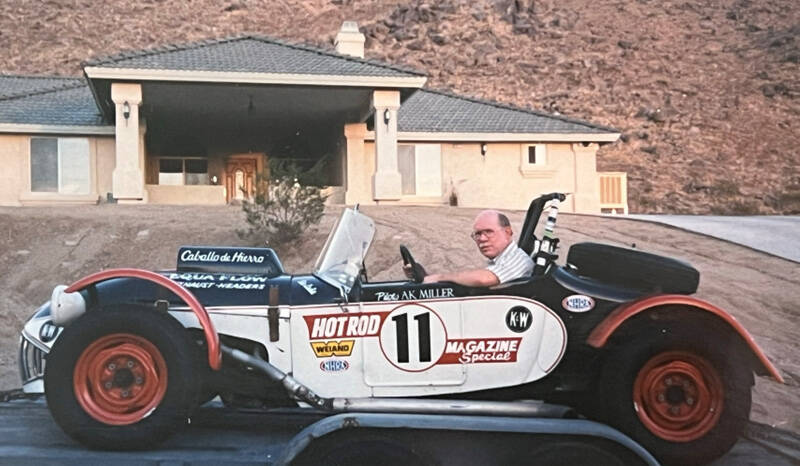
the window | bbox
[520,144,554,178]
[525,144,546,166]
[158,158,209,185]
[397,144,442,196]
[30,137,90,194]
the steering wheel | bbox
[400,245,426,283]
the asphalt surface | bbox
[628,215,800,263]
[0,397,798,465]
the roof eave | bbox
[0,123,115,135]
[84,67,427,88]
[82,68,113,123]
[370,131,621,143]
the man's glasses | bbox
[471,229,498,241]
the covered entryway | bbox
[82,33,426,204]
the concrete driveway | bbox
[628,215,800,263]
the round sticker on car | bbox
[505,306,533,333]
[562,295,595,313]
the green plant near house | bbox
[237,158,328,246]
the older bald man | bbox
[413,210,533,287]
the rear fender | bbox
[65,268,221,370]
[586,294,783,383]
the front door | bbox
[225,156,259,203]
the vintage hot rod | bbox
[19,193,783,465]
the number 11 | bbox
[392,312,431,363]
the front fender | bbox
[65,268,221,370]
[586,294,784,383]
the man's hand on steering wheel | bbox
[400,245,427,283]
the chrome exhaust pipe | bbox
[221,344,574,418]
[332,397,574,418]
[221,345,330,409]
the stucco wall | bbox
[145,184,226,205]
[444,142,598,213]
[346,139,601,213]
[0,134,115,206]
[94,137,116,201]
[0,135,26,206]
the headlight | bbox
[18,302,61,394]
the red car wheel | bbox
[632,351,724,443]
[599,323,753,466]
[73,333,169,426]
[45,306,202,449]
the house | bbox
[0,22,624,213]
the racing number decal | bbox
[379,304,447,372]
[392,312,431,363]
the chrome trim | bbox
[18,335,46,385]
[21,328,50,354]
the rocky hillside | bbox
[1,0,798,213]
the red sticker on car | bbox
[437,338,522,365]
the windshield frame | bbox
[313,207,375,295]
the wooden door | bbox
[225,157,258,203]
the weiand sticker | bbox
[562,295,595,313]
[310,340,355,357]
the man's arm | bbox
[423,269,499,287]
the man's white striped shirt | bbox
[486,241,534,283]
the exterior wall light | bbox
[122,101,131,120]
[481,143,488,156]
[383,108,391,125]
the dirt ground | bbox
[1,204,797,432]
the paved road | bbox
[628,215,800,263]
[0,398,798,465]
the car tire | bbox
[44,306,202,449]
[566,242,699,294]
[598,325,752,466]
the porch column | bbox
[572,143,601,214]
[371,90,402,201]
[111,83,146,202]
[344,122,369,205]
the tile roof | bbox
[0,74,84,100]
[398,89,618,134]
[84,35,425,78]
[0,78,617,134]
[0,77,106,127]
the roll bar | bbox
[518,193,567,255]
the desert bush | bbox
[238,159,328,246]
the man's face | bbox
[471,211,513,259]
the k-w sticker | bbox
[562,295,595,313]
[505,306,532,333]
